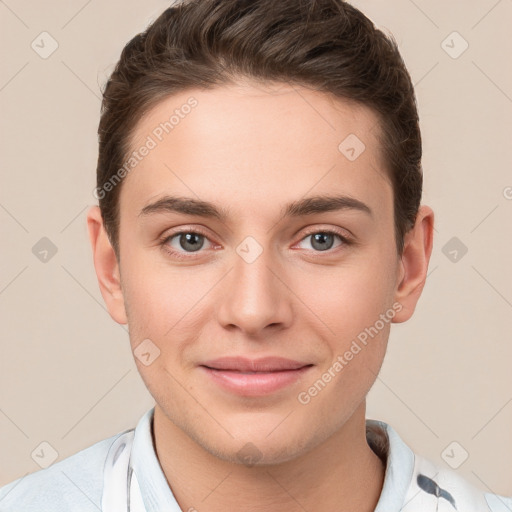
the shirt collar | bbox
[130,408,415,511]
[130,407,182,511]
[366,419,416,511]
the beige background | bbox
[1,0,511,498]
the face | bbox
[96,81,420,465]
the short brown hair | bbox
[96,0,422,259]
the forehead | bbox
[130,80,383,161]
[121,81,390,221]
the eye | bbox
[160,229,215,259]
[296,229,350,252]
[159,227,352,260]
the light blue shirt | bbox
[0,407,510,511]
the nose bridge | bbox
[216,234,291,333]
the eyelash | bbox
[159,227,352,260]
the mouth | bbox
[199,356,314,396]
[205,369,303,374]
[200,356,312,372]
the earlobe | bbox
[392,205,434,323]
[86,206,128,325]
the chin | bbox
[207,437,307,467]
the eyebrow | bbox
[138,194,373,221]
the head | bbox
[88,0,433,465]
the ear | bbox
[86,206,128,325]
[392,205,434,323]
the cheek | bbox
[121,257,218,384]
[121,250,209,334]
[308,259,396,337]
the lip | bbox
[199,356,313,396]
[201,356,311,372]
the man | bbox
[1,0,510,510]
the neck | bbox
[152,402,385,512]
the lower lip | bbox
[200,366,312,396]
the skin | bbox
[87,81,434,511]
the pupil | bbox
[180,233,203,252]
[312,233,333,251]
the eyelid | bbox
[298,225,352,241]
[159,224,353,259]
[290,222,353,249]
[166,227,215,240]
[159,225,214,242]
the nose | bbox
[215,241,293,337]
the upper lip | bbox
[200,356,312,372]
